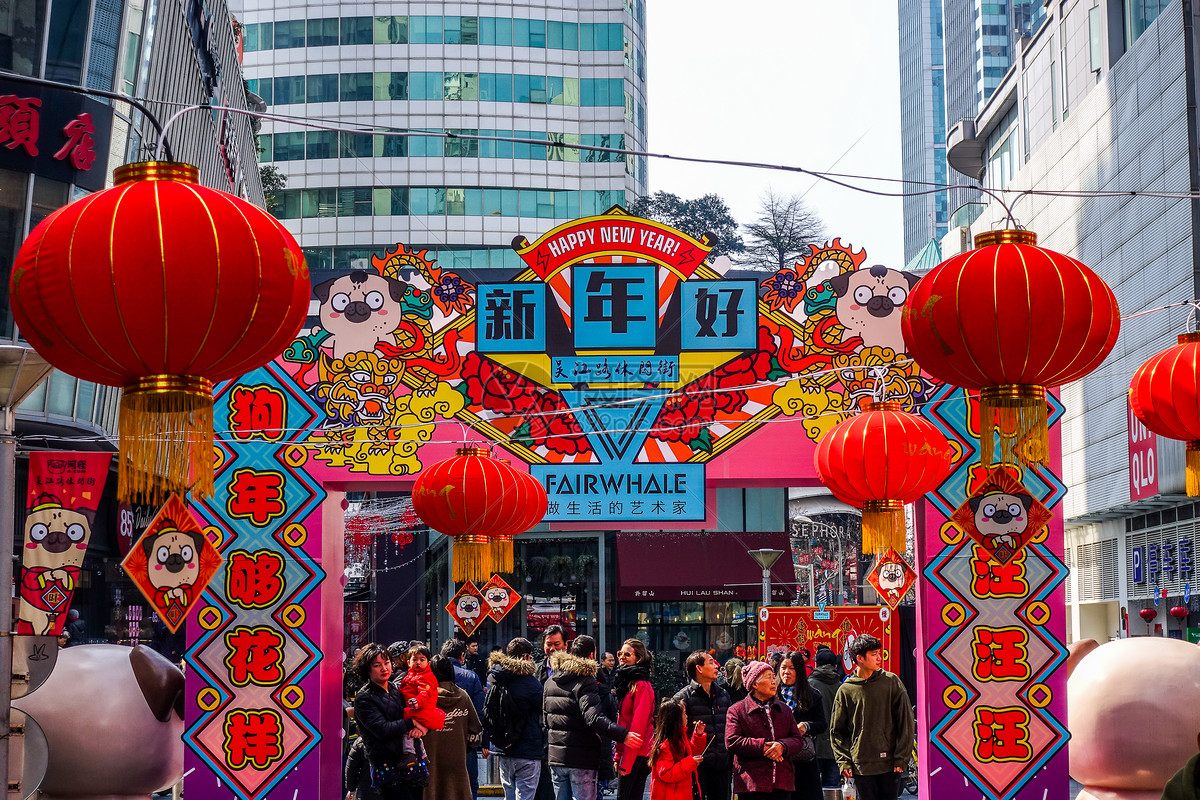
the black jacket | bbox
[353,680,416,766]
[487,651,546,761]
[344,736,382,800]
[673,680,732,768]
[543,651,629,769]
[786,682,828,740]
[808,664,840,760]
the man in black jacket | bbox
[488,637,545,800]
[544,635,642,800]
[674,650,732,800]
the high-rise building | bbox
[898,0,950,262]
[238,1,649,276]
[901,0,1047,262]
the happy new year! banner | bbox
[18,452,111,635]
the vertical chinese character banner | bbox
[18,452,111,635]
[185,361,329,800]
[917,385,1070,800]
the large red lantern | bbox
[492,462,548,573]
[1129,333,1200,494]
[9,162,309,502]
[412,448,527,582]
[1170,606,1189,620]
[901,229,1119,466]
[814,400,955,553]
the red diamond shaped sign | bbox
[951,466,1052,565]
[866,549,917,610]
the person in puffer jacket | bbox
[487,637,545,800]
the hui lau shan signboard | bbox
[180,207,1068,800]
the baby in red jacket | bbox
[397,645,445,731]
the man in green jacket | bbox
[830,634,914,800]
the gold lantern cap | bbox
[114,161,200,184]
[974,229,1037,248]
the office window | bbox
[410,16,442,43]
[445,130,479,158]
[243,22,271,51]
[303,247,333,272]
[479,73,512,102]
[515,74,546,103]
[374,72,407,100]
[380,133,407,157]
[548,21,578,49]
[1089,6,1103,74]
[548,132,580,162]
[483,188,519,217]
[445,188,467,215]
[246,77,272,105]
[278,191,301,219]
[409,132,441,157]
[272,132,303,161]
[341,72,372,101]
[514,130,546,160]
[444,72,478,100]
[256,134,272,161]
[274,19,305,48]
[302,188,337,217]
[373,15,406,44]
[549,76,579,106]
[373,188,406,215]
[305,131,336,159]
[340,132,375,158]
[410,188,444,216]
[513,19,545,47]
[273,75,305,104]
[338,188,373,217]
[341,16,372,45]
[479,17,510,45]
[306,18,338,46]
[410,72,442,100]
[459,16,478,44]
[478,130,513,158]
[306,73,338,103]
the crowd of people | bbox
[341,628,914,800]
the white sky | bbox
[644,1,905,269]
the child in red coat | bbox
[649,698,707,800]
[397,645,445,731]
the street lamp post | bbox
[748,548,784,607]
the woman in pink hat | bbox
[725,659,806,799]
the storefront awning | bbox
[616,531,797,602]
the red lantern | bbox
[1139,607,1157,622]
[491,463,548,573]
[344,516,378,549]
[901,229,1119,466]
[412,448,528,582]
[814,400,955,553]
[1129,334,1200,494]
[9,162,309,502]
[1170,606,1189,620]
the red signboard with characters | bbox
[1128,397,1159,501]
[480,575,521,622]
[446,582,486,635]
[122,494,224,632]
[0,78,113,191]
[758,605,899,676]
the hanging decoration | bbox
[866,549,918,610]
[8,161,310,503]
[412,447,525,582]
[951,466,1053,565]
[121,494,224,633]
[814,399,955,553]
[901,229,1119,466]
[1129,333,1200,495]
[480,574,521,622]
[446,581,486,636]
[491,462,549,574]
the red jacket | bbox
[615,679,655,773]
[398,665,446,730]
[650,728,706,800]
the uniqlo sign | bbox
[1129,399,1158,501]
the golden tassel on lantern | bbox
[1188,441,1200,496]
[980,385,1048,467]
[861,499,906,554]
[118,375,214,504]
[452,533,495,584]
[491,534,515,574]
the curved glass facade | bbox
[242,0,649,272]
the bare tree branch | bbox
[739,190,827,272]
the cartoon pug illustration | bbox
[17,493,95,635]
[828,265,921,351]
[969,489,1034,552]
[455,594,483,629]
[483,584,511,616]
[877,561,907,594]
[313,269,410,358]
[143,522,205,624]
